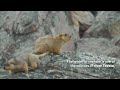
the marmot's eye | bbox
[65,34,68,36]
[5,64,9,66]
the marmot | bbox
[3,52,48,74]
[33,33,72,55]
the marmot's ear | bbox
[59,34,64,37]
[9,58,16,65]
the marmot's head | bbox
[58,33,72,43]
[3,58,16,70]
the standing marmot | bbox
[33,33,72,55]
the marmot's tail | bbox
[38,52,49,59]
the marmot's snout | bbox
[64,33,72,41]
[3,62,11,70]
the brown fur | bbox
[33,33,72,55]
[3,53,48,74]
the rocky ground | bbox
[1,11,120,79]
[0,51,120,79]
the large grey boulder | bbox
[84,11,120,39]
[77,38,120,59]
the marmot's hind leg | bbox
[52,48,61,55]
[33,44,49,55]
[22,63,30,79]
[28,62,38,71]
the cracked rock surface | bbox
[0,52,120,79]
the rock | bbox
[0,11,78,62]
[0,69,10,79]
[5,11,39,35]
[70,11,95,27]
[84,11,120,39]
[66,11,95,40]
[1,52,120,79]
[1,11,120,79]
[90,11,98,17]
[111,34,120,47]
[77,38,120,59]
[79,22,91,38]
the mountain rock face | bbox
[84,11,120,39]
[0,11,77,63]
[1,11,120,79]
[77,38,120,59]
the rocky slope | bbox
[1,52,120,79]
[1,11,120,79]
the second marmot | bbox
[33,33,72,55]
